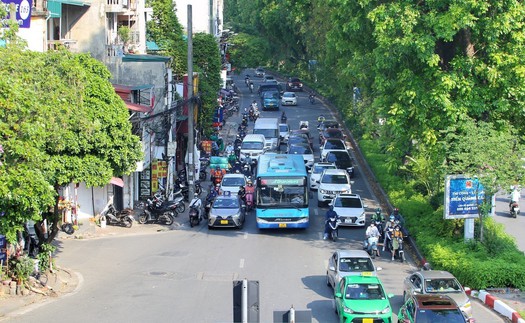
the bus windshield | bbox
[257,178,307,207]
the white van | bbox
[253,117,280,150]
[240,134,266,160]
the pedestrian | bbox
[251,158,258,176]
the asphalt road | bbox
[493,189,525,253]
[6,70,505,323]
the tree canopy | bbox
[0,47,142,243]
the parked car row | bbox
[327,249,474,323]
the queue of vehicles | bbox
[205,69,475,322]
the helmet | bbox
[393,208,399,215]
[247,180,252,185]
[395,226,400,231]
[194,193,199,197]
[389,215,395,222]
[375,208,381,214]
[216,166,220,170]
[216,183,220,187]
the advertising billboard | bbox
[1,0,32,28]
[444,175,485,219]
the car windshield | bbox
[288,137,308,145]
[339,257,374,272]
[280,125,289,132]
[289,145,312,155]
[213,198,239,209]
[290,78,301,82]
[345,283,386,300]
[324,140,345,149]
[313,165,335,174]
[241,142,264,150]
[222,177,245,187]
[334,197,362,208]
[322,174,348,184]
[283,93,295,98]
[327,152,351,162]
[424,279,462,293]
[416,309,466,322]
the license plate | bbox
[362,272,372,276]
[279,223,287,228]
[345,219,353,223]
[220,220,228,224]
[363,319,373,323]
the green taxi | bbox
[334,274,394,323]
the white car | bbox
[281,92,297,106]
[317,169,351,206]
[220,174,247,196]
[255,67,265,77]
[320,138,348,161]
[287,143,314,170]
[309,162,336,190]
[330,194,367,226]
[279,123,290,144]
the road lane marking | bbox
[314,209,318,216]
[243,232,248,239]
[240,258,245,268]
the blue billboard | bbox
[1,0,32,28]
[444,175,485,219]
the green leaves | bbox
[0,48,141,243]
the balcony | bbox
[106,0,128,13]
[48,39,77,51]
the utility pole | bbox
[209,0,214,35]
[187,5,195,200]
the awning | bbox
[110,177,124,187]
[48,0,91,6]
[126,102,152,113]
[122,54,171,63]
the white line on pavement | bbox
[239,258,245,268]
[243,232,248,239]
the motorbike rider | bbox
[323,207,339,240]
[317,114,326,129]
[231,161,243,174]
[225,142,234,156]
[251,100,258,110]
[249,81,254,93]
[245,74,250,86]
[281,111,287,124]
[510,186,521,211]
[228,151,237,165]
[245,179,255,209]
[244,154,253,172]
[211,166,226,184]
[238,185,247,205]
[309,91,316,103]
[371,208,385,235]
[189,193,203,220]
[383,215,396,244]
[211,140,219,156]
[242,164,251,178]
[234,134,243,149]
[365,222,381,257]
[391,225,405,260]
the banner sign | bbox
[444,175,485,219]
[1,0,33,28]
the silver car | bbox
[402,270,473,319]
[208,194,246,229]
[326,249,381,289]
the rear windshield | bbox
[313,165,336,174]
[334,197,362,208]
[327,152,351,162]
[324,140,345,149]
[416,309,466,322]
[222,177,245,187]
[254,129,278,138]
[241,142,264,150]
[288,145,312,155]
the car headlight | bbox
[343,305,354,314]
[346,167,354,172]
[380,305,391,314]
[320,189,327,194]
[359,212,366,219]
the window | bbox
[322,174,349,184]
[324,140,345,149]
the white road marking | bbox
[239,258,245,268]
[243,232,248,239]
[314,209,318,216]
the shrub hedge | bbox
[360,138,525,290]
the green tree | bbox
[146,0,187,77]
[0,48,142,243]
[193,33,222,136]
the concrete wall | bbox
[18,17,47,52]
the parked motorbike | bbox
[138,198,176,225]
[510,202,520,218]
[99,198,134,228]
[188,196,202,228]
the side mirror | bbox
[376,266,382,271]
[363,204,369,208]
[387,293,394,299]
[335,292,342,299]
[329,265,335,271]
[414,287,422,293]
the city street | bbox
[5,70,505,323]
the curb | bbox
[467,289,524,323]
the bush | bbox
[10,256,34,283]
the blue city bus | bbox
[255,154,309,229]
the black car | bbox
[318,120,340,132]
[286,77,303,91]
[325,151,354,177]
[320,128,346,145]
